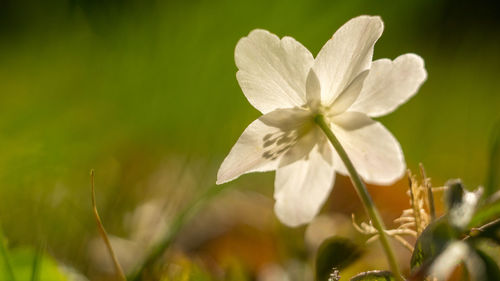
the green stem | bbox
[31,243,44,281]
[314,114,403,281]
[0,228,16,281]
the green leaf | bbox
[31,244,44,281]
[475,248,500,281]
[350,270,394,281]
[410,216,457,270]
[0,247,68,281]
[469,197,500,228]
[0,229,16,281]
[315,236,363,281]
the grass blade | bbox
[0,227,16,281]
[128,183,231,280]
[30,242,45,281]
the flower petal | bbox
[216,108,311,184]
[328,70,369,116]
[278,126,320,167]
[235,29,314,114]
[274,144,335,227]
[330,113,405,184]
[305,69,321,109]
[349,54,427,117]
[312,16,383,105]
[330,111,373,131]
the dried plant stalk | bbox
[91,170,127,281]
[352,164,437,252]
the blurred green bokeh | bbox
[0,0,499,278]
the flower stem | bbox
[314,114,403,281]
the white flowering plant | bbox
[214,15,500,281]
[89,15,500,281]
[23,15,499,281]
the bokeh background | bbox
[0,0,499,280]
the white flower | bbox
[216,16,427,227]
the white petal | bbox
[313,16,383,105]
[330,113,405,185]
[328,70,369,116]
[235,29,314,114]
[274,144,335,227]
[349,54,427,117]
[305,69,321,109]
[217,108,311,184]
[330,111,373,131]
[279,126,320,167]
[429,242,470,281]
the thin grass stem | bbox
[30,242,45,281]
[91,169,127,281]
[0,227,16,281]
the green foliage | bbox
[476,249,500,281]
[350,270,394,281]
[315,236,363,281]
[31,244,44,281]
[469,196,500,228]
[411,180,500,280]
[410,217,457,270]
[0,247,68,281]
[317,180,500,280]
[411,180,478,271]
[0,230,16,281]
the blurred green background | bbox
[0,0,499,279]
